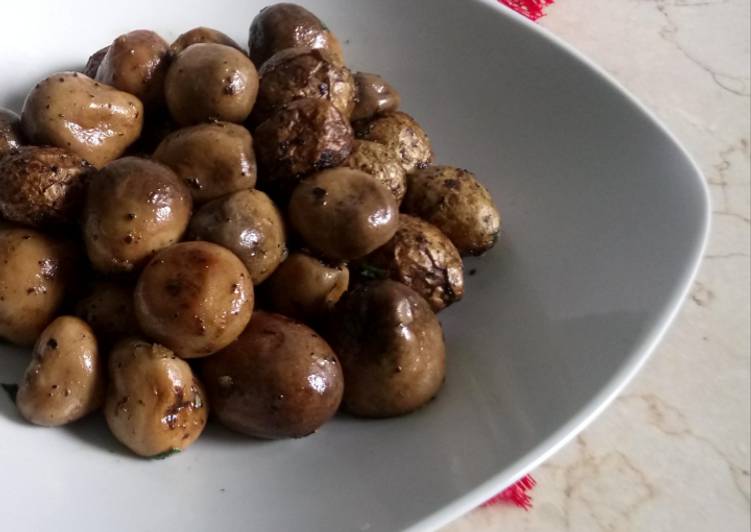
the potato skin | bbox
[16,316,104,426]
[253,47,355,124]
[188,189,286,284]
[82,157,192,274]
[359,214,463,312]
[21,71,143,168]
[134,242,254,359]
[171,27,244,56]
[326,280,446,418]
[153,122,256,203]
[343,140,406,204]
[0,146,91,227]
[354,111,433,173]
[263,252,348,322]
[105,338,208,457]
[401,166,501,256]
[248,3,344,67]
[0,228,75,346]
[288,167,398,260]
[95,30,171,107]
[201,311,343,439]
[165,43,258,126]
[74,281,140,342]
[351,72,400,121]
[0,108,23,156]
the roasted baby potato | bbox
[134,241,254,358]
[153,122,257,203]
[21,72,143,168]
[202,310,343,438]
[263,252,348,322]
[0,107,23,156]
[254,97,353,194]
[343,140,406,204]
[327,280,446,417]
[288,167,398,260]
[0,227,75,346]
[165,43,259,125]
[360,214,463,311]
[401,165,501,256]
[74,280,140,342]
[95,30,171,107]
[351,72,400,121]
[105,338,208,457]
[187,189,286,284]
[0,146,91,227]
[253,47,355,123]
[16,316,104,426]
[354,111,432,173]
[248,3,344,67]
[171,26,244,56]
[82,157,192,274]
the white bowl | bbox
[0,1,709,530]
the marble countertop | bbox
[445,0,751,530]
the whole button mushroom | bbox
[134,241,254,359]
[16,316,105,427]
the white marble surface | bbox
[445,0,751,530]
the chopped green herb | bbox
[150,448,181,460]
[357,263,388,280]
[1,383,18,402]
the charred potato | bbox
[75,281,139,341]
[0,108,23,156]
[0,146,91,227]
[171,26,244,56]
[95,30,171,107]
[360,214,463,311]
[288,167,398,260]
[153,122,257,203]
[105,338,208,457]
[327,280,446,417]
[21,72,143,168]
[202,311,343,438]
[248,3,344,67]
[82,157,192,274]
[351,72,400,121]
[0,227,75,346]
[263,252,348,322]
[253,47,355,124]
[16,316,104,426]
[354,111,432,173]
[401,166,501,256]
[188,189,286,284]
[165,43,258,125]
[343,140,406,203]
[134,241,254,358]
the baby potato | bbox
[360,214,464,312]
[82,157,192,274]
[0,146,91,227]
[327,280,446,417]
[0,107,23,156]
[0,227,75,346]
[401,166,501,256]
[21,71,143,168]
[354,111,433,173]
[254,97,353,194]
[343,140,406,204]
[288,167,398,260]
[95,30,171,107]
[153,122,256,203]
[105,338,208,457]
[134,242,254,358]
[253,47,355,123]
[171,27,244,56]
[74,280,139,342]
[165,43,259,126]
[16,316,104,427]
[263,252,348,322]
[187,189,286,284]
[248,3,344,67]
[201,311,343,439]
[351,72,401,121]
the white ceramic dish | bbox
[0,1,709,530]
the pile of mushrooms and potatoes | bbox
[0,3,501,457]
